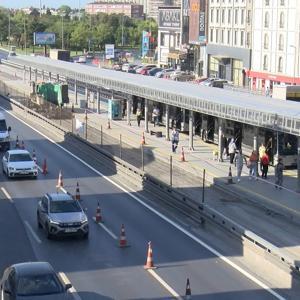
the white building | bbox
[249,0,300,92]
[206,0,252,86]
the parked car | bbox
[136,64,157,75]
[37,192,89,239]
[75,56,86,64]
[0,262,72,299]
[122,63,137,73]
[148,67,163,76]
[85,52,94,59]
[112,63,123,71]
[2,149,38,179]
[155,68,175,78]
[200,78,228,88]
[169,71,195,82]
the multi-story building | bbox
[249,0,300,92]
[206,0,252,86]
[147,0,181,21]
[85,2,144,18]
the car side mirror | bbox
[7,126,11,132]
[65,283,72,290]
[4,287,11,295]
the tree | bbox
[58,5,71,18]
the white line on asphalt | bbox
[147,269,183,299]
[59,272,82,300]
[92,217,118,240]
[24,220,42,244]
[1,106,286,300]
[59,186,68,194]
[1,187,14,203]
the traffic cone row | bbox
[75,182,80,201]
[56,170,63,188]
[141,132,146,145]
[15,136,19,148]
[144,241,156,269]
[21,141,25,149]
[42,158,48,175]
[32,149,37,164]
[180,146,186,162]
[185,278,191,299]
[119,224,129,248]
[227,166,233,184]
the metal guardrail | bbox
[0,89,298,275]
[3,58,300,136]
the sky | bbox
[0,0,89,9]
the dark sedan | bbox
[0,262,72,299]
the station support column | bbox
[218,119,223,161]
[56,74,59,82]
[85,85,88,108]
[29,67,32,82]
[23,66,26,82]
[96,89,100,114]
[49,72,51,82]
[74,80,78,105]
[42,70,45,81]
[253,127,258,153]
[34,68,37,82]
[189,111,194,150]
[126,96,131,125]
[165,104,170,141]
[297,136,300,192]
[144,99,149,133]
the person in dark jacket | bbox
[261,152,269,179]
[275,158,284,189]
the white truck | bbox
[0,112,11,151]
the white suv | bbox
[2,149,38,179]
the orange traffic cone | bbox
[95,202,102,223]
[107,119,111,129]
[180,147,186,162]
[56,170,63,188]
[42,158,48,175]
[21,141,25,149]
[185,278,191,299]
[32,149,37,164]
[144,241,156,269]
[75,182,80,201]
[141,132,146,145]
[15,136,19,148]
[227,166,233,184]
[119,224,129,248]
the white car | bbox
[2,149,38,179]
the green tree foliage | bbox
[0,9,158,51]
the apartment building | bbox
[206,0,252,86]
[249,0,300,92]
[147,0,181,20]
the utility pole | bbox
[61,14,64,50]
[8,12,11,49]
[121,3,124,47]
[24,16,27,55]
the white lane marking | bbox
[92,217,118,240]
[59,186,68,194]
[1,106,286,300]
[59,272,82,300]
[1,187,14,203]
[24,220,42,244]
[147,269,183,299]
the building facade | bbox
[157,7,182,66]
[85,2,144,18]
[147,0,181,20]
[206,0,252,86]
[249,0,300,92]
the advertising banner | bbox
[189,0,206,45]
[105,44,115,59]
[183,0,189,17]
[34,32,56,45]
[142,31,150,57]
[158,8,181,29]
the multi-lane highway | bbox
[0,96,290,299]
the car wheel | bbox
[45,224,52,239]
[37,213,42,229]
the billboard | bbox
[142,31,150,57]
[158,8,181,29]
[189,0,206,45]
[105,44,115,59]
[34,32,56,45]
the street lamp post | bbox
[61,14,64,50]
[273,114,279,166]
[8,12,11,49]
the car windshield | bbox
[17,273,63,296]
[9,154,32,162]
[0,120,7,131]
[50,200,82,213]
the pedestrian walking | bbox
[261,152,269,179]
[220,134,227,161]
[152,107,160,127]
[171,127,179,153]
[275,157,284,189]
[228,138,237,164]
[248,150,258,180]
[136,108,142,127]
[259,143,266,175]
[234,149,247,182]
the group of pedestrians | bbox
[222,137,284,188]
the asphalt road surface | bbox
[0,100,288,299]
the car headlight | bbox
[8,167,15,171]
[81,218,88,225]
[49,220,60,225]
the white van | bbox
[0,112,11,151]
